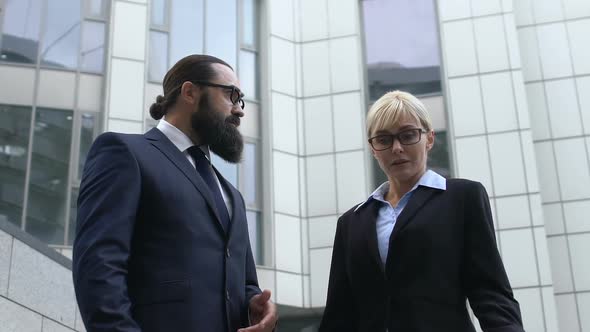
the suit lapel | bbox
[144,128,225,234]
[213,166,241,237]
[359,200,385,273]
[389,186,438,244]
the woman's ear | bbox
[426,130,435,151]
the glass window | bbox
[86,0,106,19]
[0,105,32,227]
[362,0,451,186]
[151,0,167,27]
[25,108,73,245]
[80,21,105,73]
[428,131,451,178]
[211,153,238,187]
[362,0,441,99]
[67,187,78,245]
[239,50,258,100]
[205,0,237,69]
[0,0,43,64]
[246,210,261,263]
[78,112,98,180]
[169,0,203,65]
[148,31,169,82]
[41,0,81,69]
[242,0,257,47]
[242,142,257,207]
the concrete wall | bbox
[0,219,84,332]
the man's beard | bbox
[191,93,244,163]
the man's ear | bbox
[180,81,199,104]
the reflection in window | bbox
[41,0,81,69]
[80,21,105,73]
[67,187,78,245]
[362,0,451,185]
[86,0,107,18]
[205,0,237,69]
[78,113,98,179]
[0,0,43,64]
[25,108,73,245]
[211,153,238,187]
[151,0,168,27]
[148,30,168,82]
[169,0,204,65]
[428,131,450,178]
[239,50,258,100]
[242,0,257,47]
[0,105,32,227]
[362,0,441,98]
[243,142,257,207]
[246,210,261,263]
[148,31,169,82]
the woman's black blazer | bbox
[319,179,525,332]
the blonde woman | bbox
[319,91,524,332]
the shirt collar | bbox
[354,170,446,212]
[156,118,211,159]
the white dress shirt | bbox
[156,118,232,217]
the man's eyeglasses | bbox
[192,81,245,109]
[368,128,427,151]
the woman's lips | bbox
[392,159,409,166]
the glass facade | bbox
[0,0,263,256]
[361,0,451,186]
[145,0,264,263]
[0,0,43,64]
[25,108,74,244]
[80,21,106,73]
[0,105,32,227]
[1,0,107,72]
[41,0,81,69]
[0,0,108,246]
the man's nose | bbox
[231,105,244,118]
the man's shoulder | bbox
[93,131,147,149]
[96,131,144,142]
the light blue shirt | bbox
[355,170,446,266]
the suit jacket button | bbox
[226,248,231,258]
[226,290,230,301]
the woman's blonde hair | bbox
[366,90,433,138]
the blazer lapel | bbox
[389,186,438,244]
[144,128,225,234]
[359,200,385,273]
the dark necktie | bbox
[187,146,230,231]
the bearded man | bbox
[73,55,277,332]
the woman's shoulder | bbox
[446,177,484,190]
[445,178,490,199]
[337,199,381,228]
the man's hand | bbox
[238,289,278,332]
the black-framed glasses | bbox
[192,81,245,109]
[368,128,427,151]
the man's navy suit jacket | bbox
[73,128,261,332]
